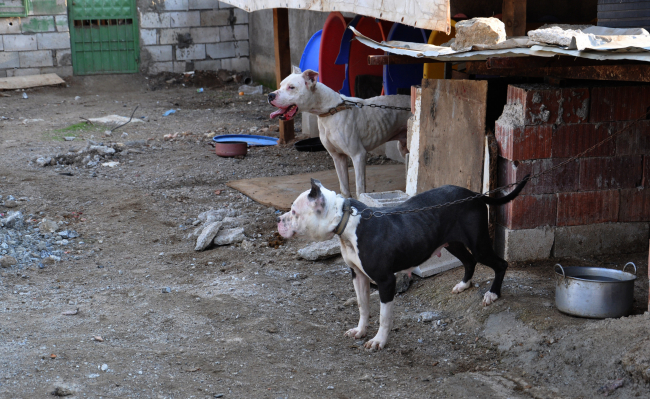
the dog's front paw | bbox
[452,280,472,294]
[364,336,387,351]
[345,327,367,339]
[482,291,499,306]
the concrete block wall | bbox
[495,84,650,261]
[140,0,250,74]
[0,0,72,78]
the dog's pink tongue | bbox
[270,108,285,119]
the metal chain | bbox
[359,112,649,220]
[342,98,412,112]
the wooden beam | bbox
[368,54,440,65]
[466,60,650,83]
[273,8,294,144]
[502,0,527,37]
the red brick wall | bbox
[496,84,650,230]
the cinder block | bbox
[170,11,201,27]
[552,123,616,158]
[495,121,552,161]
[175,44,206,60]
[221,56,249,72]
[141,29,157,45]
[36,32,70,50]
[557,190,620,226]
[173,61,188,72]
[507,84,590,125]
[141,12,172,29]
[497,194,557,229]
[615,120,650,156]
[164,0,188,11]
[189,27,219,43]
[55,15,68,32]
[0,18,21,34]
[40,66,73,76]
[159,28,190,45]
[206,41,235,59]
[579,156,643,191]
[31,0,67,15]
[619,188,650,222]
[0,70,6,78]
[498,156,579,195]
[412,250,462,278]
[55,49,71,66]
[194,59,221,70]
[0,52,20,69]
[6,68,39,77]
[232,8,249,24]
[21,16,55,33]
[218,1,233,8]
[201,9,231,26]
[146,45,173,62]
[189,0,217,9]
[20,50,54,68]
[149,61,174,73]
[554,222,649,257]
[219,24,248,40]
[590,86,650,122]
[3,35,37,51]
[235,40,249,57]
[495,225,555,261]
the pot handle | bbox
[623,262,637,275]
[555,264,565,279]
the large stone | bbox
[214,227,245,245]
[297,238,341,261]
[395,272,411,293]
[195,221,222,251]
[451,17,506,52]
[38,218,59,233]
[0,256,17,268]
[198,208,237,223]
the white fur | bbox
[345,269,370,339]
[364,301,394,350]
[482,291,499,306]
[269,68,410,198]
[452,280,472,294]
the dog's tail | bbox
[482,174,530,206]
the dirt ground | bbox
[1,74,649,399]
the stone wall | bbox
[138,0,250,75]
[0,0,71,77]
[495,83,650,261]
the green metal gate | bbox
[69,0,139,75]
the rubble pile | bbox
[31,140,150,169]
[0,195,79,268]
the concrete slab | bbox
[554,222,649,258]
[495,225,555,262]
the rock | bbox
[395,272,412,294]
[297,238,341,261]
[241,240,255,251]
[195,221,223,251]
[419,311,440,323]
[221,216,241,227]
[198,208,239,223]
[89,145,116,155]
[52,386,73,396]
[214,227,245,246]
[0,256,17,268]
[100,364,108,371]
[162,287,171,293]
[2,211,23,228]
[36,156,52,167]
[451,17,506,51]
[38,219,59,233]
[3,200,18,208]
[344,297,357,307]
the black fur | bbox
[349,177,528,305]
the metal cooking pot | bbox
[554,262,637,319]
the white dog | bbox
[268,67,411,198]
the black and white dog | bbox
[277,177,528,350]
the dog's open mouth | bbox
[270,104,299,121]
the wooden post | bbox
[273,8,295,144]
[502,0,527,37]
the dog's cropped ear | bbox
[302,70,319,90]
[292,65,302,74]
[308,178,326,211]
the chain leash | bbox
[359,111,649,220]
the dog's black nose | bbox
[276,217,281,223]
[268,92,276,102]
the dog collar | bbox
[319,102,352,118]
[333,198,352,236]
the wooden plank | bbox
[227,164,406,210]
[416,79,488,193]
[0,73,65,90]
[368,54,440,65]
[273,8,295,144]
[466,61,650,83]
[502,0,527,37]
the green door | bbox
[69,0,139,75]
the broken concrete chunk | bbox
[38,218,59,233]
[297,238,341,261]
[198,208,239,223]
[213,227,245,246]
[195,221,223,251]
[452,17,506,51]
